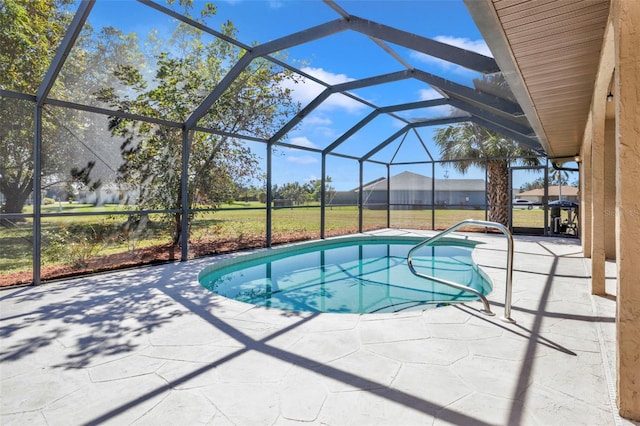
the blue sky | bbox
[83,0,547,191]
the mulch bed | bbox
[1,226,491,288]
[0,231,321,288]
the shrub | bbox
[42,224,107,268]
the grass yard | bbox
[1,203,549,286]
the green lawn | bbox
[1,203,548,284]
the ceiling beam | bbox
[333,70,412,92]
[186,19,350,129]
[323,111,379,154]
[446,97,534,137]
[139,0,250,50]
[380,98,449,114]
[323,98,451,155]
[252,19,349,56]
[271,70,434,147]
[347,15,500,74]
[362,116,469,161]
[412,69,523,115]
[36,0,94,105]
[463,0,551,155]
[269,90,333,143]
[470,116,542,152]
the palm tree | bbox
[433,123,541,226]
[549,168,569,201]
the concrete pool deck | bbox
[1,229,636,425]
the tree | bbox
[234,184,261,202]
[433,123,541,226]
[279,182,308,206]
[309,176,336,204]
[0,0,142,214]
[520,168,576,195]
[519,176,545,192]
[0,0,74,214]
[97,4,301,243]
[549,167,569,201]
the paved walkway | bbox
[0,230,635,425]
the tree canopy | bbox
[0,0,142,214]
[434,122,541,226]
[96,4,302,243]
[271,177,336,206]
[1,0,301,244]
[519,167,575,192]
[0,0,74,213]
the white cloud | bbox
[223,0,284,6]
[433,36,492,57]
[302,116,332,126]
[286,155,318,165]
[288,136,317,148]
[390,117,410,129]
[323,92,367,113]
[415,88,455,118]
[410,36,492,74]
[418,88,444,101]
[282,67,367,113]
[302,67,354,85]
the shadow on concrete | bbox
[0,236,615,425]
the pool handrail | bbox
[407,219,515,323]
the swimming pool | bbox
[198,235,493,314]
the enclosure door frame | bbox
[508,165,549,236]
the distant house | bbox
[516,186,579,203]
[76,183,138,206]
[332,171,486,209]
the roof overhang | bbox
[464,0,611,158]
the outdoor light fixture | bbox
[550,155,581,171]
[607,91,613,102]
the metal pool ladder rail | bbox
[407,219,515,323]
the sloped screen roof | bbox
[2,0,543,166]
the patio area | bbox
[0,230,634,425]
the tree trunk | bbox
[1,184,32,215]
[486,161,509,226]
[172,212,182,246]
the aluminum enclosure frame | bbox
[0,0,548,285]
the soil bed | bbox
[0,231,322,287]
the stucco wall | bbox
[604,118,616,259]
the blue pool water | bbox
[198,236,492,314]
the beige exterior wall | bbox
[591,97,606,294]
[614,0,640,419]
[604,119,616,259]
[589,14,614,295]
[581,117,592,258]
[580,0,640,418]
